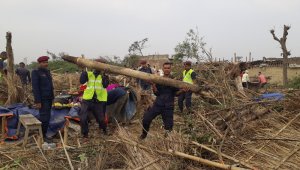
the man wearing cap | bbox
[137,60,153,90]
[178,61,196,114]
[79,58,109,139]
[31,56,54,141]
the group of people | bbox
[28,56,111,142]
[241,70,267,89]
[6,56,273,142]
[6,56,197,142]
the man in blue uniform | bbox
[79,59,109,139]
[31,56,54,140]
[16,62,31,85]
[178,61,196,114]
[140,62,187,139]
[137,60,152,90]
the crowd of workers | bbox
[0,55,269,142]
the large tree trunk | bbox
[6,32,14,75]
[5,32,18,106]
[62,55,203,93]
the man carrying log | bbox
[140,62,188,140]
[79,58,109,139]
[178,61,197,114]
[31,56,54,142]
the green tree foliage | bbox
[174,28,213,62]
[172,52,185,62]
[28,60,80,73]
[128,38,148,56]
[122,55,139,68]
[288,76,300,89]
[28,51,80,73]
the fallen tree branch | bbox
[198,113,223,139]
[168,149,248,170]
[192,141,257,170]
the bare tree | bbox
[128,38,148,56]
[270,25,291,86]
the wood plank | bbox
[0,113,13,117]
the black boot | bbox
[139,133,147,140]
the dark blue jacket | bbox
[16,67,31,85]
[153,84,179,107]
[31,67,54,103]
[137,67,152,89]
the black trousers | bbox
[242,82,248,88]
[39,99,53,136]
[142,104,174,135]
[178,91,192,112]
[79,100,106,136]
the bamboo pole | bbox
[62,55,203,93]
[59,130,74,170]
[168,149,248,170]
[192,141,257,170]
[33,136,51,170]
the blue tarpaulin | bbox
[0,103,72,138]
[257,93,285,101]
[0,87,137,140]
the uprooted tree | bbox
[270,25,291,86]
[174,27,213,62]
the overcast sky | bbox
[0,0,299,63]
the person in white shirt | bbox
[242,70,250,88]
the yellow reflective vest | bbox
[183,69,194,84]
[82,72,107,102]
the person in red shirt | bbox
[258,72,267,88]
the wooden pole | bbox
[59,130,74,170]
[192,141,256,170]
[168,149,248,170]
[62,55,202,93]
